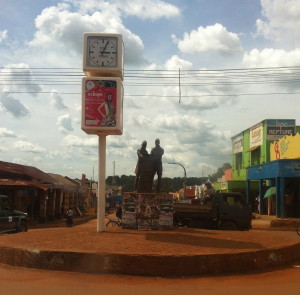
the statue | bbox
[134,140,149,191]
[151,139,164,193]
[134,139,164,193]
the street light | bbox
[168,162,187,187]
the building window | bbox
[235,152,242,170]
[251,147,261,166]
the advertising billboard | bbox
[81,77,123,135]
[270,133,300,161]
[266,119,295,141]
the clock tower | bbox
[81,33,124,135]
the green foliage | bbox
[105,163,232,193]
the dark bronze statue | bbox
[151,139,164,192]
[134,139,164,193]
[134,140,149,191]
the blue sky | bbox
[1,0,300,181]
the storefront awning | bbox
[247,146,260,152]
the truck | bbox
[173,192,252,230]
[0,194,28,234]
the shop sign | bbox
[233,134,243,154]
[221,182,227,190]
[266,119,295,141]
[250,124,263,148]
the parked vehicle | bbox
[173,192,252,230]
[0,195,28,234]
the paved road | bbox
[1,262,300,295]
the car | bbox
[0,194,28,234]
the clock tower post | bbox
[82,33,124,232]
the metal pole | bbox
[168,162,186,186]
[97,135,106,232]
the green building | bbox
[222,119,299,215]
[232,119,297,180]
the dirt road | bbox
[1,262,300,295]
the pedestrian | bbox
[255,196,260,214]
[66,209,74,227]
[201,181,215,204]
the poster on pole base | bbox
[122,213,137,229]
[158,213,173,230]
[122,192,173,231]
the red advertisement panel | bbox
[84,79,117,128]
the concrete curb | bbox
[1,242,300,276]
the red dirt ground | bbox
[0,218,299,255]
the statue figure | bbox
[134,140,149,191]
[151,139,164,193]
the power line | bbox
[2,91,300,97]
[1,66,300,97]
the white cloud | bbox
[57,114,74,133]
[50,91,68,110]
[242,48,300,67]
[0,64,42,95]
[66,0,180,20]
[0,94,30,118]
[13,140,46,153]
[172,23,242,54]
[0,127,17,137]
[164,55,193,70]
[256,0,300,44]
[0,30,8,43]
[63,134,98,147]
[28,3,146,65]
[114,0,180,20]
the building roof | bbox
[0,179,51,191]
[0,161,30,180]
[48,173,79,187]
[0,161,55,183]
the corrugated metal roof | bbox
[0,179,51,191]
[0,161,55,183]
[48,173,78,187]
[0,162,29,180]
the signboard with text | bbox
[250,124,263,148]
[266,119,295,141]
[81,77,123,135]
[232,133,243,154]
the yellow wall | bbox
[270,133,300,160]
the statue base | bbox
[121,192,173,231]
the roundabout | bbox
[0,219,299,276]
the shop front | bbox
[246,159,300,218]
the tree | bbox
[105,163,232,193]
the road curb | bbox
[0,242,300,276]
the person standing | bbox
[66,209,74,227]
[151,139,164,193]
[200,181,215,204]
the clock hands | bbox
[88,38,117,66]
[101,41,109,56]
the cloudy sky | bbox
[1,0,300,181]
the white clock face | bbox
[87,37,118,67]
